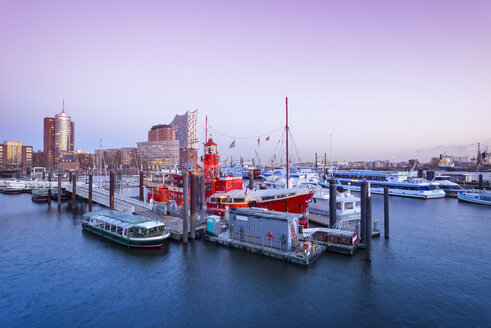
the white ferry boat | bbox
[457,191,491,206]
[82,210,170,247]
[433,174,466,197]
[331,170,445,199]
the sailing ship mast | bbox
[286,97,289,188]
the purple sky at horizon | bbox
[1,0,490,163]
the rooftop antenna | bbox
[205,115,208,142]
[62,99,65,113]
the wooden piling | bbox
[47,171,52,204]
[72,172,77,208]
[182,171,189,243]
[88,174,93,212]
[384,187,390,239]
[360,181,368,245]
[249,169,254,189]
[109,171,115,210]
[365,184,372,262]
[329,178,337,227]
[139,171,144,201]
[200,175,206,210]
[190,173,197,240]
[57,175,62,209]
[479,174,483,190]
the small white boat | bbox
[82,210,171,247]
[457,191,491,206]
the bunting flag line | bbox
[257,138,260,147]
[229,140,236,148]
[266,136,270,141]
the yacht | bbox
[330,170,445,199]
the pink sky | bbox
[1,0,490,162]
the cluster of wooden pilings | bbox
[181,171,207,244]
[64,170,147,211]
[327,179,390,262]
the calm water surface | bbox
[1,193,490,327]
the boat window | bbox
[336,202,341,210]
[117,227,123,235]
[234,198,245,203]
[345,202,354,210]
[355,201,361,207]
[104,223,110,230]
[110,225,117,233]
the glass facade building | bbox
[137,140,179,170]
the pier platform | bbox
[65,183,152,213]
[203,232,325,266]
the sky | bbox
[0,0,490,163]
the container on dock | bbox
[207,215,221,235]
[307,228,357,246]
[228,208,301,252]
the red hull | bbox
[206,191,314,217]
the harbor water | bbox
[1,193,490,327]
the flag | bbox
[229,140,236,148]
[257,138,260,147]
[266,136,270,141]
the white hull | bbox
[344,185,445,199]
[457,192,491,206]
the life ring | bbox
[266,232,273,240]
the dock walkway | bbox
[65,183,152,213]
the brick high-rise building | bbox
[32,150,45,168]
[43,117,55,168]
[22,146,33,169]
[148,124,175,142]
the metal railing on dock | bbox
[230,231,283,251]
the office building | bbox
[137,140,179,170]
[43,103,75,169]
[0,141,33,169]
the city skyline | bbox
[1,0,490,162]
